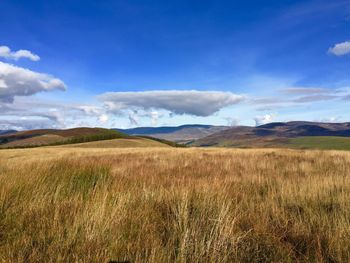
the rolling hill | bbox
[192,121,350,150]
[116,124,229,143]
[61,137,171,148]
[0,128,129,148]
[0,128,178,149]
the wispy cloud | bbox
[249,85,350,115]
[281,87,337,95]
[0,45,40,61]
[292,95,338,103]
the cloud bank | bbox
[99,90,244,117]
[328,41,350,56]
[0,62,66,103]
[0,45,40,61]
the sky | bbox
[0,0,350,130]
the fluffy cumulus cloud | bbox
[328,41,350,56]
[0,62,66,103]
[254,114,275,126]
[99,90,244,117]
[0,45,40,61]
[0,45,113,130]
[0,100,111,130]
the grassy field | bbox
[1,147,350,262]
[60,137,170,148]
[289,136,350,150]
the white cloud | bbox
[0,118,54,130]
[0,79,7,88]
[328,41,350,56]
[76,105,102,115]
[0,102,113,130]
[98,114,109,124]
[0,45,40,61]
[150,111,159,126]
[0,62,66,103]
[99,90,244,117]
[75,105,111,125]
[254,114,275,126]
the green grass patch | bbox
[138,135,187,147]
[289,136,350,150]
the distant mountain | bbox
[192,121,350,148]
[116,124,229,142]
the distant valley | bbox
[116,124,229,143]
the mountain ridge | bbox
[191,121,350,148]
[116,124,229,142]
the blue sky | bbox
[0,0,350,129]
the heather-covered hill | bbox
[192,122,350,149]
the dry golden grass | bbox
[1,147,350,262]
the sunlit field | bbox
[1,146,350,262]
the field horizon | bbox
[3,121,350,151]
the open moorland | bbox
[1,145,350,262]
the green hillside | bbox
[288,136,350,150]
